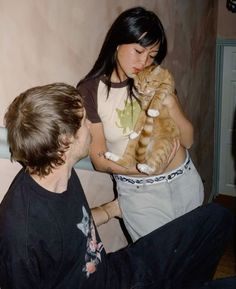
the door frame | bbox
[212,38,236,200]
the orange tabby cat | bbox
[105,65,180,175]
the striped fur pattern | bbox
[105,65,180,175]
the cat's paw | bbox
[129,131,140,139]
[147,109,160,117]
[105,152,120,162]
[137,163,155,175]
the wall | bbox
[217,0,236,39]
[161,1,218,199]
[0,1,218,217]
[0,0,170,126]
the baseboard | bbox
[218,191,236,197]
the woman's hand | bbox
[89,122,140,175]
[162,93,194,149]
[161,92,177,109]
[166,138,180,164]
[156,138,180,174]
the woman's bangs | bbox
[137,31,160,47]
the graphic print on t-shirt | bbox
[115,99,140,134]
[77,206,104,278]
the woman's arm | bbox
[89,122,180,175]
[89,122,140,175]
[162,93,194,149]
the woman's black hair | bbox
[78,6,167,97]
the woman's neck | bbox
[111,69,128,83]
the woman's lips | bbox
[132,67,142,74]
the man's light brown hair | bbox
[4,83,84,176]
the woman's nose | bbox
[139,54,147,65]
[139,53,150,68]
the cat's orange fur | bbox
[105,65,180,175]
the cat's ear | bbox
[152,65,161,75]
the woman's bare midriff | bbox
[163,145,186,173]
[130,146,187,177]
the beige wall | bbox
[0,1,221,215]
[0,0,164,126]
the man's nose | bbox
[86,119,91,129]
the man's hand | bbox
[91,199,122,227]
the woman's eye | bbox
[149,54,157,59]
[135,49,143,54]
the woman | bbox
[77,6,204,241]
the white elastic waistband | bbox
[114,152,191,185]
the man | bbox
[0,83,235,289]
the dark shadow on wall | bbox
[232,108,236,187]
[231,108,236,271]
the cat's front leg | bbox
[146,91,163,118]
[105,151,136,168]
[147,109,160,118]
[105,152,121,162]
[131,110,146,135]
[129,130,141,139]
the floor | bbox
[213,194,236,279]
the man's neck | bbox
[31,164,72,194]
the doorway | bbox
[213,39,236,197]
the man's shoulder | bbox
[0,170,29,224]
[0,169,25,209]
[0,170,49,233]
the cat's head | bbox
[132,65,174,109]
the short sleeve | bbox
[77,78,101,123]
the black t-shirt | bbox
[0,169,110,289]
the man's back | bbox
[0,169,108,289]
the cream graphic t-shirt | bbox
[78,76,141,156]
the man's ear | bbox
[57,134,73,160]
[57,148,66,162]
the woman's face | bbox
[115,42,160,81]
